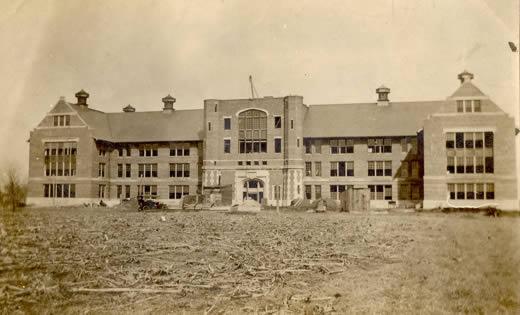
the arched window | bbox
[238,110,267,153]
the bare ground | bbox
[0,208,519,314]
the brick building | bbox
[27,71,519,210]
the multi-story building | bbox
[27,71,519,210]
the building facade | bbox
[27,71,519,210]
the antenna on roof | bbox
[249,75,260,99]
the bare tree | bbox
[1,168,26,211]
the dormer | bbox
[449,71,488,113]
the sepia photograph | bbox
[0,0,519,313]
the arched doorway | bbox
[243,179,264,203]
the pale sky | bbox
[0,0,518,179]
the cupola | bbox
[75,89,89,108]
[457,70,474,84]
[162,94,176,112]
[376,85,390,106]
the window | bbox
[330,161,354,177]
[305,185,312,199]
[448,183,494,200]
[446,131,493,174]
[411,185,420,200]
[410,138,418,155]
[98,149,106,156]
[98,163,105,177]
[43,184,75,198]
[411,161,419,177]
[125,164,131,177]
[138,164,158,177]
[224,139,231,153]
[274,138,282,153]
[330,185,347,200]
[117,164,123,177]
[304,139,312,154]
[224,118,231,130]
[368,185,392,200]
[399,184,410,200]
[170,163,190,177]
[118,149,123,157]
[368,138,391,153]
[126,148,131,156]
[457,100,482,113]
[139,146,158,157]
[368,161,391,176]
[170,145,190,156]
[98,184,106,198]
[297,138,300,148]
[117,185,122,199]
[274,116,282,128]
[238,161,243,166]
[330,139,354,154]
[52,115,71,127]
[315,185,322,199]
[315,162,322,177]
[44,142,77,176]
[314,140,322,153]
[305,162,312,176]
[290,120,294,129]
[169,185,189,199]
[214,104,218,112]
[125,185,130,199]
[401,161,409,177]
[139,185,158,199]
[238,110,267,153]
[262,161,267,165]
[208,122,211,131]
[401,138,408,152]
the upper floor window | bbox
[224,118,231,130]
[44,142,77,176]
[224,139,231,153]
[238,110,267,153]
[138,163,158,177]
[331,139,354,154]
[456,100,482,113]
[170,145,190,156]
[368,138,392,153]
[139,146,158,157]
[53,115,70,127]
[274,116,282,128]
[274,138,282,153]
[446,132,493,174]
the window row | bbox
[369,185,393,200]
[139,146,158,157]
[330,139,354,154]
[170,163,190,177]
[116,185,131,199]
[239,140,268,153]
[44,142,78,156]
[138,163,158,178]
[170,185,190,199]
[330,161,354,177]
[111,146,192,157]
[109,185,192,199]
[117,164,132,177]
[52,115,70,127]
[237,160,268,166]
[446,132,493,149]
[304,185,322,200]
[447,183,494,200]
[368,161,392,176]
[447,156,493,174]
[368,138,392,153]
[45,156,76,176]
[43,184,76,198]
[456,100,481,113]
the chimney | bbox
[162,94,176,112]
[458,70,474,84]
[123,104,135,112]
[376,85,390,106]
[75,89,89,108]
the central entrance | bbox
[243,179,264,203]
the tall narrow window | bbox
[208,122,211,131]
[117,164,123,177]
[456,100,463,112]
[315,185,322,199]
[290,120,294,129]
[305,162,312,176]
[224,118,231,130]
[305,185,312,200]
[314,162,321,177]
[274,116,281,128]
[224,139,231,153]
[274,138,282,153]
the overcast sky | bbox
[0,0,518,179]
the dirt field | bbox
[1,208,519,314]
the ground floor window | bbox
[368,185,392,200]
[43,184,75,198]
[139,185,158,199]
[399,183,421,200]
[330,185,346,200]
[305,185,312,199]
[315,185,322,199]
[169,185,189,199]
[98,184,106,198]
[125,185,130,199]
[447,183,494,200]
[117,185,122,198]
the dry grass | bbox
[0,208,519,314]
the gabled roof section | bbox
[69,103,204,142]
[303,101,445,137]
[49,97,75,114]
[450,81,486,98]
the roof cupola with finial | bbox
[75,89,89,108]
[450,70,487,100]
[123,104,135,112]
[376,85,390,106]
[162,94,176,112]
